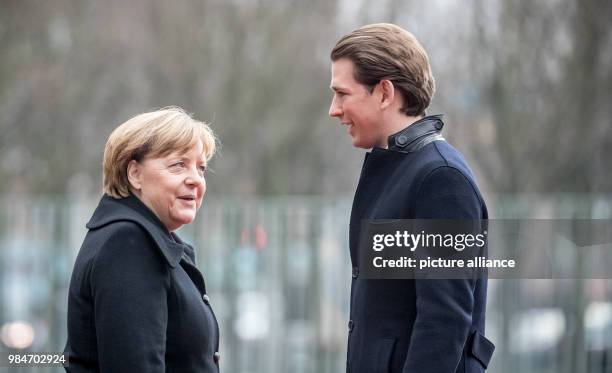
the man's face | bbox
[329,58,385,149]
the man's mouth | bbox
[342,122,354,131]
[178,195,196,201]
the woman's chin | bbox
[179,215,196,225]
[169,212,197,230]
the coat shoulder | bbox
[88,220,170,289]
[81,221,161,274]
[69,221,164,302]
[402,141,452,176]
[408,141,480,189]
[87,220,151,252]
[90,220,160,261]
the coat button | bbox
[396,135,408,146]
[213,351,220,363]
[352,266,359,279]
[348,319,354,332]
[202,294,210,304]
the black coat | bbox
[347,116,495,373]
[64,194,220,372]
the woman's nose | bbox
[185,167,204,185]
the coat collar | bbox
[387,114,445,152]
[86,194,187,268]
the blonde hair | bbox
[103,106,217,198]
[331,23,435,116]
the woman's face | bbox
[128,139,207,231]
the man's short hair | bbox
[330,23,435,117]
[103,106,217,198]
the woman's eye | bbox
[170,161,185,168]
[198,166,207,174]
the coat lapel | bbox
[86,194,184,268]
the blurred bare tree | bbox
[0,0,610,196]
[0,0,361,196]
[467,0,612,193]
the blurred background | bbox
[1,0,611,372]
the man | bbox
[329,24,495,373]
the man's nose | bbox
[329,98,342,117]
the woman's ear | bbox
[127,160,142,191]
[378,79,395,110]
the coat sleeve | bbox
[90,223,170,373]
[402,166,482,373]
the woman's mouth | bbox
[178,195,196,204]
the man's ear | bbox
[378,80,395,110]
[127,160,143,191]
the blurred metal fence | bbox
[0,194,611,373]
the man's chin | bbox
[352,138,373,149]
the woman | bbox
[64,107,220,372]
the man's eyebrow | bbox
[330,85,345,92]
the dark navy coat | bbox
[64,194,220,372]
[347,116,495,373]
